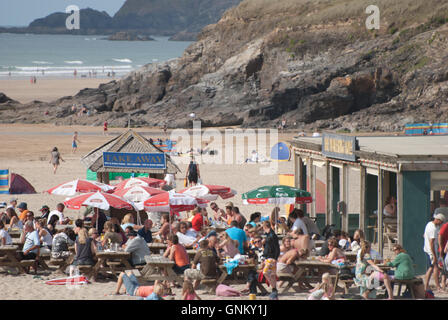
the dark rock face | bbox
[1,0,448,133]
[108,32,154,41]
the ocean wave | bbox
[64,60,84,65]
[113,58,133,63]
[32,61,53,65]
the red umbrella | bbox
[143,192,208,213]
[64,191,137,211]
[114,177,166,190]
[179,184,237,200]
[113,185,166,202]
[46,179,115,196]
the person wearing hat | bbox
[6,197,18,210]
[39,205,50,221]
[17,202,29,222]
[123,229,151,267]
[424,213,445,291]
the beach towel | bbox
[215,284,241,297]
[224,259,240,275]
[45,276,89,286]
[0,169,9,194]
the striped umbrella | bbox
[242,185,312,205]
[179,184,237,200]
[46,179,115,196]
[114,177,166,190]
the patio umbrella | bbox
[143,191,208,213]
[46,179,115,196]
[179,184,237,201]
[114,177,166,190]
[64,191,137,211]
[113,185,166,202]
[242,185,312,205]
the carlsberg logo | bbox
[66,5,80,30]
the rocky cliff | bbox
[2,0,448,132]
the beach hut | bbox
[270,142,290,161]
[81,129,180,223]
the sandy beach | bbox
[0,78,113,104]
[0,124,446,300]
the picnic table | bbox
[344,251,358,263]
[141,255,183,284]
[147,242,168,255]
[8,230,21,239]
[278,259,339,294]
[187,249,197,260]
[217,264,268,294]
[93,250,132,278]
[0,245,26,273]
[313,240,325,248]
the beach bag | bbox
[425,289,435,299]
[216,284,241,297]
[338,266,353,280]
[183,178,188,187]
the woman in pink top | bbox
[217,232,239,258]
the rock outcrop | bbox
[1,0,448,133]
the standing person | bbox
[424,214,445,291]
[186,157,200,186]
[438,218,448,290]
[261,220,280,300]
[288,209,309,235]
[72,131,81,153]
[103,120,108,136]
[50,147,65,174]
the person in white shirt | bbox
[176,221,198,248]
[0,221,12,245]
[288,209,309,235]
[424,213,445,291]
[47,203,70,225]
[164,173,176,189]
[6,197,18,210]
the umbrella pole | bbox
[95,207,99,231]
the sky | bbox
[0,0,126,27]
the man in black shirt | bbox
[262,221,280,300]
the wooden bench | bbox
[200,279,217,294]
[392,278,423,299]
[77,265,94,279]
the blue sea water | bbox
[0,33,192,79]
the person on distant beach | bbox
[72,131,80,153]
[186,157,200,186]
[103,120,108,136]
[50,147,64,174]
[74,69,77,78]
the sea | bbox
[0,33,192,79]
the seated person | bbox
[72,228,96,268]
[123,230,151,267]
[51,228,76,258]
[176,221,199,248]
[120,213,143,232]
[291,228,312,257]
[318,237,346,264]
[164,234,191,275]
[137,219,153,243]
[102,221,123,248]
[217,231,240,258]
[153,213,170,242]
[19,221,40,273]
[0,221,13,245]
[184,239,220,289]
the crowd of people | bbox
[0,193,442,300]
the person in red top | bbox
[103,120,108,136]
[191,207,209,232]
[438,221,448,290]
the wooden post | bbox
[434,191,441,211]
[378,168,384,256]
[359,166,366,233]
[326,160,332,226]
[103,172,110,185]
[307,157,315,218]
[341,164,348,232]
[397,172,403,245]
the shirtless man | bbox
[291,228,311,255]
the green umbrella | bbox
[242,185,312,205]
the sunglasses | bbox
[254,240,261,243]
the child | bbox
[217,232,239,258]
[182,280,201,300]
[307,273,334,300]
[145,282,165,300]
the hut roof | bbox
[81,129,180,174]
